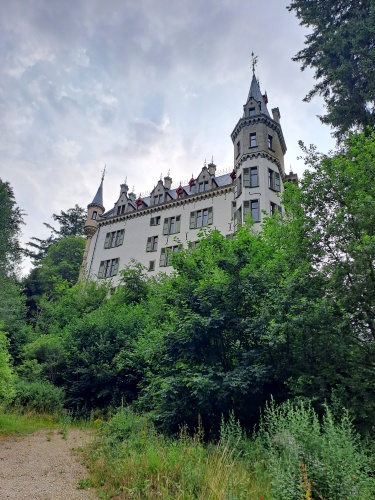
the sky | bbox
[0,0,336,274]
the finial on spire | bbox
[204,158,207,167]
[101,164,106,181]
[211,155,214,164]
[124,176,127,185]
[251,52,258,75]
[167,169,170,177]
[160,173,163,181]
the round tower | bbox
[81,175,105,277]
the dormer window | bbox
[154,194,164,205]
[199,181,209,192]
[249,107,256,117]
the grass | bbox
[0,408,93,437]
[82,409,271,499]
[0,411,60,436]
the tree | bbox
[0,179,25,274]
[291,132,375,430]
[0,179,28,362]
[27,205,86,263]
[288,0,375,139]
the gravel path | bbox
[0,429,96,499]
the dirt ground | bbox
[0,428,96,499]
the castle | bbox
[82,71,297,283]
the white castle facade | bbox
[82,73,297,284]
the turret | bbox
[81,174,105,277]
[230,56,287,230]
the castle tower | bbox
[81,175,105,276]
[230,60,287,229]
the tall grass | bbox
[82,409,270,499]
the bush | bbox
[11,379,65,413]
[257,398,375,499]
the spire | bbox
[247,55,270,117]
[90,178,104,207]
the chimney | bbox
[207,160,216,176]
[272,107,281,123]
[164,174,172,190]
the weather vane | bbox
[101,164,106,181]
[251,52,258,75]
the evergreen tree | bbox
[288,0,375,138]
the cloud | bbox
[0,0,336,275]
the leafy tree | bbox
[27,205,86,263]
[0,325,15,404]
[288,0,375,138]
[23,237,86,329]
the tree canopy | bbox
[27,205,86,263]
[288,0,375,139]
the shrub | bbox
[11,379,65,413]
[257,398,375,499]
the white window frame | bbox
[98,258,120,278]
[189,207,213,229]
[104,229,125,249]
[163,215,181,235]
[146,235,158,252]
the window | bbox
[234,174,242,198]
[244,200,260,222]
[116,205,126,215]
[268,169,281,192]
[150,216,161,226]
[146,236,158,252]
[243,166,258,187]
[148,260,155,272]
[234,206,242,230]
[249,107,256,117]
[189,207,213,229]
[268,135,273,150]
[104,229,125,248]
[250,133,257,148]
[159,245,180,267]
[98,258,119,278]
[270,202,282,216]
[154,193,164,205]
[163,215,181,235]
[92,211,97,220]
[199,181,209,192]
[236,141,241,157]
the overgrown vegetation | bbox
[1,3,375,491]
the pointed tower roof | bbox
[247,74,270,117]
[88,173,105,211]
[91,179,103,206]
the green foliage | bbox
[288,1,375,139]
[0,411,59,435]
[83,407,270,499]
[11,379,65,413]
[258,398,375,499]
[0,179,25,273]
[26,204,86,263]
[0,326,16,404]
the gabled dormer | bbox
[195,160,217,193]
[114,182,132,216]
[150,179,167,206]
